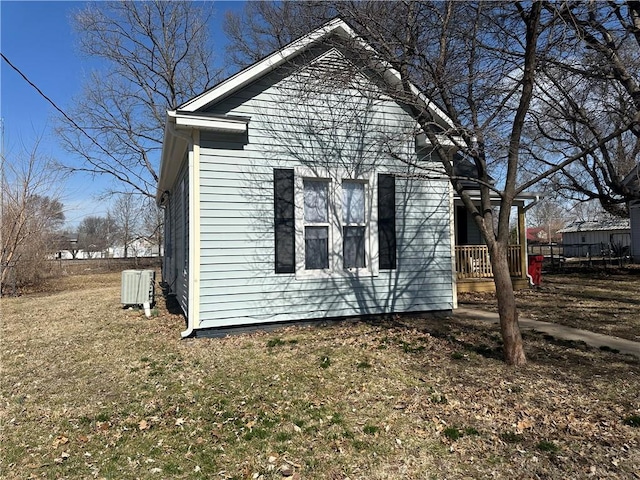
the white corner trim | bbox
[182,129,201,338]
[158,111,249,202]
[449,177,458,309]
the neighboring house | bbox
[109,238,163,258]
[526,227,562,245]
[558,219,631,257]
[158,18,462,337]
[622,163,640,262]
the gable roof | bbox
[157,17,458,201]
[557,218,630,234]
[177,17,454,129]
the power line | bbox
[0,52,123,169]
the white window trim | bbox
[294,166,379,279]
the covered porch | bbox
[454,198,532,293]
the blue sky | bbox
[1,0,244,227]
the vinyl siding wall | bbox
[163,158,190,314]
[195,48,453,328]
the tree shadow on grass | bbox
[365,313,640,376]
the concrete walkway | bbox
[453,307,640,359]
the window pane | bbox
[343,226,366,269]
[304,180,328,223]
[343,182,365,224]
[305,226,329,269]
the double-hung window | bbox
[274,169,395,277]
[342,181,367,269]
[303,179,330,270]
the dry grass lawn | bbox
[459,269,640,342]
[1,271,639,479]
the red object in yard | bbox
[528,255,544,286]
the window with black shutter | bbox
[274,169,295,273]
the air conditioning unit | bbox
[121,270,155,305]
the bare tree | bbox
[58,0,221,199]
[569,199,611,223]
[528,196,570,241]
[224,1,337,69]
[1,137,65,293]
[225,1,639,365]
[140,197,164,257]
[532,2,640,216]
[76,215,117,259]
[109,192,143,258]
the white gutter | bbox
[522,194,541,212]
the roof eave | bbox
[177,17,456,131]
[156,111,250,203]
[179,18,350,113]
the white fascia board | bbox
[380,69,455,130]
[335,21,456,131]
[179,18,348,112]
[416,132,463,148]
[172,112,249,133]
[156,118,188,203]
[178,16,457,132]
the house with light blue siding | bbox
[157,18,459,337]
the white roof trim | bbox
[180,18,348,112]
[156,111,250,201]
[170,111,249,133]
[416,132,463,148]
[178,17,455,130]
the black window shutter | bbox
[378,173,396,270]
[456,205,468,245]
[274,169,295,273]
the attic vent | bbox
[121,270,155,305]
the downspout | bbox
[522,195,541,287]
[168,121,198,338]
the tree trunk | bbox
[490,243,527,366]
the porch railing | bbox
[455,245,522,279]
